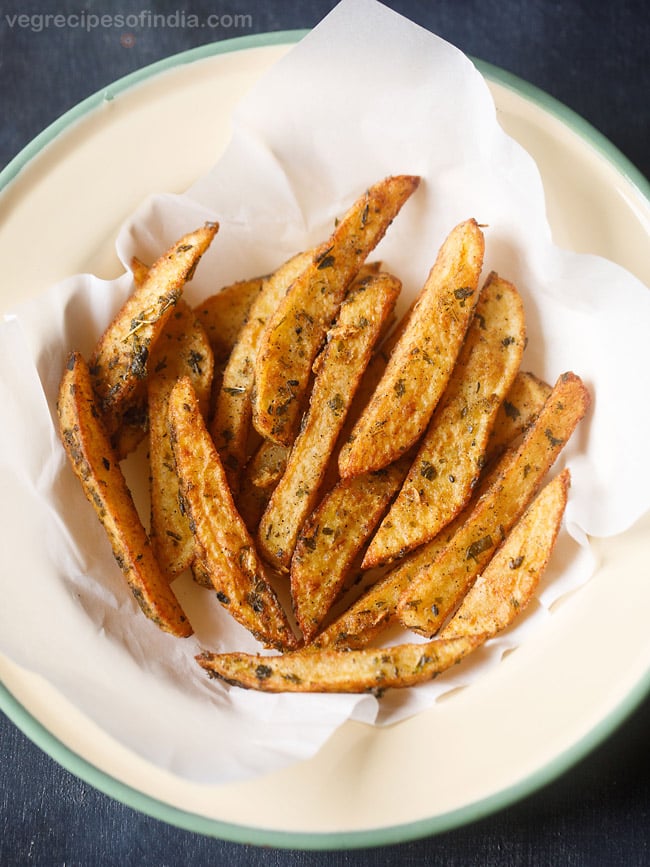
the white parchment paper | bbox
[1,0,649,783]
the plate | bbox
[1,32,649,849]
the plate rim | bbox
[1,29,649,851]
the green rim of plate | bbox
[1,29,649,851]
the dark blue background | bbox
[1,1,649,863]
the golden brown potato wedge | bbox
[211,252,312,492]
[338,218,485,478]
[196,632,483,694]
[252,175,420,446]
[57,352,192,637]
[363,272,525,567]
[90,222,218,429]
[194,276,265,364]
[440,469,570,639]
[485,370,552,464]
[258,272,402,571]
[167,376,296,650]
[291,455,412,643]
[148,301,214,577]
[397,372,590,636]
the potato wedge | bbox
[167,376,296,650]
[291,456,412,643]
[57,352,192,638]
[90,223,218,428]
[440,469,570,639]
[148,301,214,577]
[211,251,312,492]
[338,218,485,478]
[196,632,483,694]
[194,276,265,364]
[397,372,590,636]
[252,175,420,446]
[258,272,402,571]
[363,272,525,567]
[485,370,551,464]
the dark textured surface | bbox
[1,0,649,863]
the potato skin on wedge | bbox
[338,218,485,478]
[363,271,525,567]
[196,633,484,694]
[397,372,590,636]
[167,376,297,651]
[90,222,218,428]
[441,469,570,639]
[252,175,420,446]
[148,301,214,578]
[57,351,193,638]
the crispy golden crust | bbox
[211,252,313,492]
[148,301,214,578]
[338,219,485,478]
[257,272,402,572]
[363,272,525,567]
[485,369,552,464]
[440,469,570,639]
[167,376,297,650]
[252,175,420,446]
[57,352,193,637]
[196,633,483,693]
[397,373,590,636]
[90,223,218,432]
[291,456,411,643]
[194,276,265,364]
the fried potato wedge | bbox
[312,509,460,650]
[397,372,590,636]
[211,252,312,492]
[364,272,525,568]
[258,272,402,571]
[235,439,289,533]
[485,370,552,464]
[57,352,192,637]
[196,632,483,694]
[440,469,570,639]
[148,301,214,577]
[194,276,265,364]
[90,223,218,429]
[252,175,420,446]
[338,218,485,478]
[291,455,412,643]
[167,376,296,650]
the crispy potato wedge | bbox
[440,469,570,639]
[194,276,265,364]
[291,455,412,643]
[252,175,420,446]
[338,218,485,478]
[312,510,460,650]
[258,272,402,571]
[90,223,218,430]
[235,439,289,533]
[397,372,590,636]
[364,272,525,567]
[57,352,192,637]
[485,370,552,464]
[211,252,312,492]
[167,376,296,650]
[148,301,214,577]
[196,633,483,694]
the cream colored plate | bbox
[1,34,649,848]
